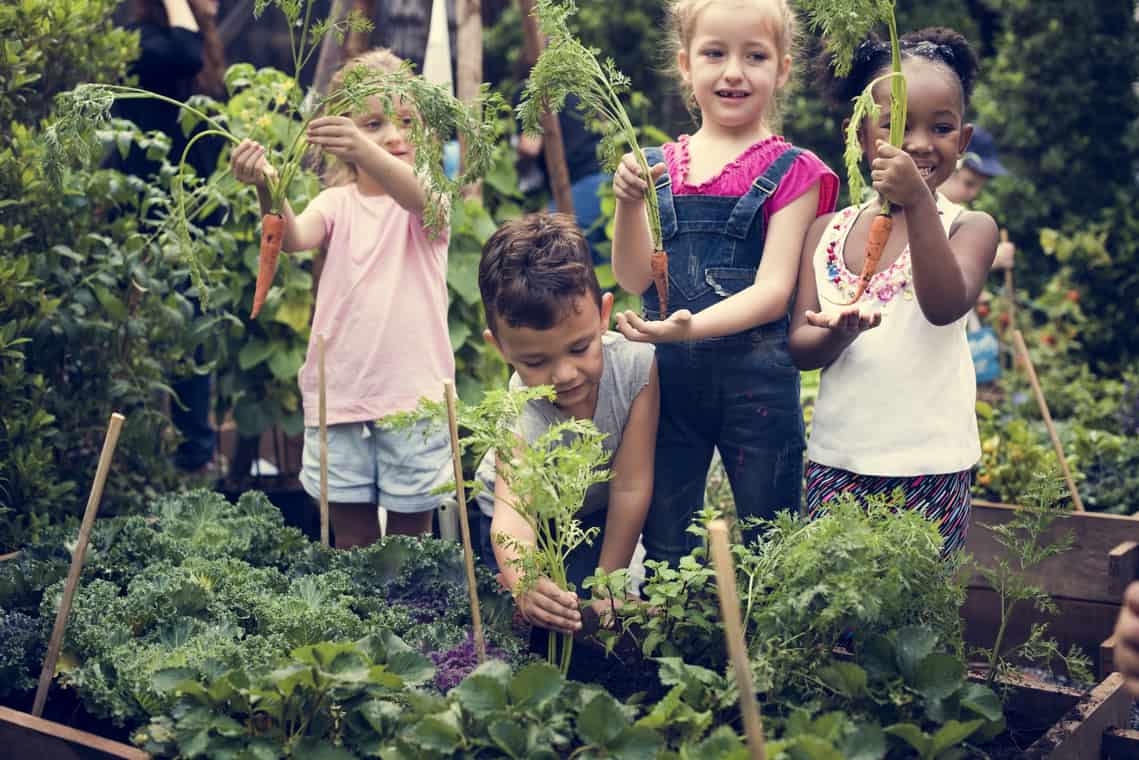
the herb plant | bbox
[384,386,611,675]
[970,475,1094,687]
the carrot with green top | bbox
[251,212,285,319]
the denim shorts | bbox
[300,419,451,513]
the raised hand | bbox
[615,308,695,344]
[871,140,930,208]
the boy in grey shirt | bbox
[475,213,659,636]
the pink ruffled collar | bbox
[670,133,788,194]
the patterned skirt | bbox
[804,461,972,555]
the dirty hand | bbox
[1116,581,1139,696]
[613,152,666,204]
[871,141,932,209]
[804,305,882,336]
[616,308,694,343]
[230,139,277,188]
[516,577,581,635]
[306,116,367,162]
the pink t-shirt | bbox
[662,134,839,225]
[298,184,454,427]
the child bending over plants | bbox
[788,27,999,554]
[473,212,660,671]
[230,49,458,546]
[607,0,838,564]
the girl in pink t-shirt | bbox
[609,0,837,563]
[230,49,453,547]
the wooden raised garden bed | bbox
[964,500,1139,678]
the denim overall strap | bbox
[643,146,678,239]
[723,146,803,240]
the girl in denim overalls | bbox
[611,0,838,564]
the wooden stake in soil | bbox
[33,412,125,717]
[318,334,331,546]
[444,381,486,662]
[1012,329,1085,512]
[707,519,767,760]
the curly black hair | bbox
[814,27,978,110]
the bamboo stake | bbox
[1011,330,1085,512]
[997,230,1015,369]
[318,334,331,546]
[444,381,486,662]
[518,0,575,216]
[707,520,767,760]
[33,412,125,717]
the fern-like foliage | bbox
[518,0,662,250]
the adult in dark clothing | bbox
[109,0,226,473]
[516,92,613,264]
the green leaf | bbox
[577,692,626,746]
[488,719,529,759]
[448,317,472,351]
[607,726,664,760]
[268,345,305,381]
[385,650,434,685]
[929,719,984,756]
[446,250,482,305]
[293,737,359,759]
[895,625,939,679]
[272,296,311,333]
[409,713,464,752]
[237,338,274,370]
[92,285,127,321]
[508,662,563,708]
[860,634,897,679]
[840,724,887,760]
[151,668,197,693]
[959,682,1004,722]
[818,661,868,698]
[911,653,964,701]
[884,723,930,756]
[454,674,508,716]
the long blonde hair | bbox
[319,48,407,187]
[665,0,800,127]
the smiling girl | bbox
[788,28,999,554]
[610,0,837,563]
[230,49,454,547]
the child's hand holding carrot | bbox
[870,140,932,208]
[612,151,666,204]
[804,305,882,337]
[306,116,373,163]
[230,138,277,188]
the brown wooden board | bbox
[963,587,1123,678]
[0,705,148,759]
[1023,673,1132,759]
[967,502,1139,604]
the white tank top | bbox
[806,194,981,476]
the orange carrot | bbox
[250,212,284,319]
[650,249,669,318]
[840,211,892,306]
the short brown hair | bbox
[479,213,602,334]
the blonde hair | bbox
[320,48,408,187]
[665,0,800,128]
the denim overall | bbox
[641,145,806,564]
